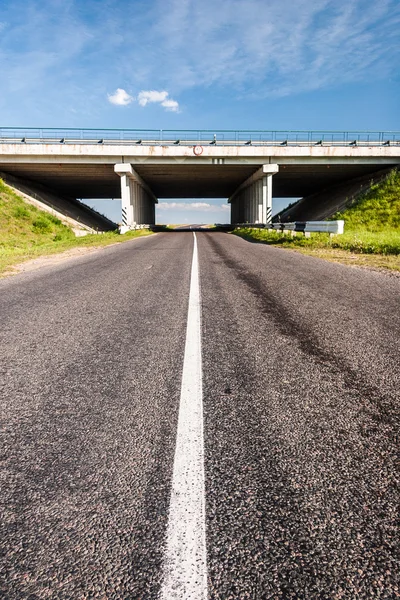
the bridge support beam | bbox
[114,164,157,233]
[229,164,279,225]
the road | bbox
[1,231,399,599]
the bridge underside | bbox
[0,137,398,228]
[0,162,390,199]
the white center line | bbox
[160,232,208,600]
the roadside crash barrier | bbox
[235,223,266,229]
[271,220,344,236]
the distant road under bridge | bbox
[1,128,399,229]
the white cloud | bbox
[107,88,134,106]
[160,98,180,112]
[107,88,180,111]
[137,90,168,106]
[138,90,180,111]
[158,202,228,212]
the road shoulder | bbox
[231,231,400,274]
[0,231,155,279]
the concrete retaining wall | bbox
[276,167,395,222]
[0,171,117,233]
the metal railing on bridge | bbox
[0,127,399,147]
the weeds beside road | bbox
[232,228,400,271]
[0,179,152,276]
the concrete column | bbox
[143,187,147,224]
[141,188,146,225]
[119,174,132,233]
[142,186,146,223]
[262,176,272,225]
[257,179,263,224]
[134,182,140,224]
[252,183,257,223]
[229,164,279,226]
[130,180,137,226]
[114,163,157,232]
[141,186,145,224]
[248,186,253,222]
[262,164,279,225]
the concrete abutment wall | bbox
[276,167,396,222]
[0,171,117,233]
[229,164,279,225]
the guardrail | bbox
[271,221,344,235]
[0,128,399,146]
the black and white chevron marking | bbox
[122,207,128,226]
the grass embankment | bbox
[233,169,400,271]
[0,179,152,276]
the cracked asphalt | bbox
[1,231,399,599]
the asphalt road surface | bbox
[1,232,399,599]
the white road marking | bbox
[160,232,208,599]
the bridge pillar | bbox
[262,172,274,225]
[114,164,158,233]
[229,164,279,225]
[119,173,133,230]
[256,179,263,223]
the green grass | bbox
[233,228,400,256]
[233,228,400,271]
[0,179,153,275]
[332,168,400,230]
[232,169,400,271]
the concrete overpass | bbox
[0,128,399,230]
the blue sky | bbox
[1,0,399,224]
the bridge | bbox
[1,128,399,230]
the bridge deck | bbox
[1,130,399,199]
